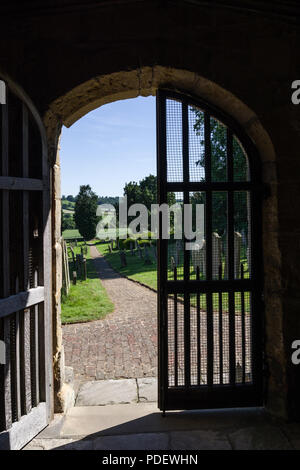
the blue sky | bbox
[60,96,156,198]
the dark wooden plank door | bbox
[0,76,52,449]
[156,90,263,412]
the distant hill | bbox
[62,196,120,208]
[98,196,119,206]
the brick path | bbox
[62,245,158,381]
[63,245,252,385]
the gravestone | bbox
[212,232,222,279]
[175,240,182,266]
[119,250,127,267]
[144,245,152,265]
[82,258,87,281]
[234,231,242,278]
[170,256,176,271]
[224,231,242,278]
[76,253,83,276]
[191,239,206,277]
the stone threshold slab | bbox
[75,377,158,406]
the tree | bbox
[62,212,76,231]
[74,185,99,240]
[192,109,249,236]
[123,174,176,229]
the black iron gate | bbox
[157,90,263,412]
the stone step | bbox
[75,377,158,406]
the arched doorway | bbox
[47,70,270,415]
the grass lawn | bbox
[95,241,158,290]
[61,241,114,324]
[62,229,83,240]
[94,240,250,313]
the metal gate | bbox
[157,90,263,412]
[0,76,52,449]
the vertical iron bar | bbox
[204,112,213,387]
[227,129,234,280]
[156,90,168,411]
[227,128,235,385]
[218,265,223,385]
[196,266,201,386]
[174,267,178,387]
[182,102,190,389]
[241,264,246,383]
[207,292,214,386]
[229,291,236,385]
[204,112,212,281]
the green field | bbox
[95,241,250,312]
[61,241,114,324]
[95,241,158,290]
[62,229,83,240]
[62,199,75,210]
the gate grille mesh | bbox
[164,96,255,394]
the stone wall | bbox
[1,0,299,419]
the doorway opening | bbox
[59,90,263,411]
[60,96,159,405]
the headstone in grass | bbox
[234,232,242,278]
[76,253,83,276]
[72,271,77,285]
[70,247,76,269]
[120,250,127,267]
[170,256,176,271]
[144,246,152,265]
[191,240,206,277]
[82,258,87,281]
[175,240,183,266]
[212,232,222,280]
[224,231,242,279]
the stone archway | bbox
[44,66,283,417]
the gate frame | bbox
[156,88,264,412]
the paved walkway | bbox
[62,245,157,382]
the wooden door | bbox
[0,76,52,449]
